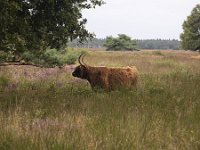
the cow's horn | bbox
[78,53,86,66]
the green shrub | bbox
[21,51,37,62]
[64,48,84,65]
[0,75,10,89]
[0,52,7,63]
[43,49,61,66]
[43,48,85,66]
[152,50,164,56]
[65,54,77,64]
[1,48,85,66]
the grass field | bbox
[0,50,200,149]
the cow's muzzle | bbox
[72,72,76,76]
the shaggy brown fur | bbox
[72,64,138,91]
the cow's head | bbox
[72,54,88,79]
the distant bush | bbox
[21,48,84,67]
[104,34,138,51]
[152,51,164,56]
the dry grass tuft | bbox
[191,55,200,60]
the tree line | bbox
[68,38,181,50]
[136,39,180,50]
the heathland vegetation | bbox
[0,50,200,149]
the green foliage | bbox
[0,75,10,89]
[65,50,80,65]
[0,0,104,56]
[104,34,138,51]
[21,48,83,66]
[43,49,62,66]
[0,52,7,63]
[21,51,40,63]
[42,48,83,66]
[0,51,20,62]
[181,4,200,51]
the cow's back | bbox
[108,66,138,90]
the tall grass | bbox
[0,50,200,149]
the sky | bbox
[82,0,200,40]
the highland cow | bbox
[72,54,138,91]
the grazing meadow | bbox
[0,50,200,149]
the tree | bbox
[180,4,200,51]
[104,34,138,51]
[0,0,104,59]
